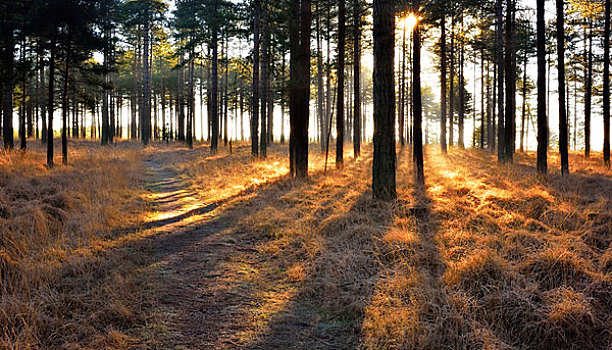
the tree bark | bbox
[496,0,505,162]
[556,0,569,174]
[585,20,592,158]
[503,0,516,162]
[252,0,260,156]
[211,1,219,151]
[353,0,361,158]
[604,0,611,166]
[47,33,57,168]
[260,2,269,157]
[372,0,396,200]
[62,29,71,164]
[440,16,447,153]
[458,13,465,149]
[336,0,345,169]
[413,7,424,187]
[449,15,455,148]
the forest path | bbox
[140,154,266,349]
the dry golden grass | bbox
[361,148,612,349]
[149,143,611,349]
[0,140,149,349]
[3,139,611,350]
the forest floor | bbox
[1,140,611,349]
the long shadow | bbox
[247,191,394,349]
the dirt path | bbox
[141,157,266,349]
[137,149,392,350]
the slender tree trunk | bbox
[605,0,611,166]
[223,34,229,147]
[47,33,57,167]
[440,16,447,153]
[19,34,26,150]
[211,2,219,151]
[413,7,424,186]
[40,55,47,144]
[585,20,592,158]
[260,2,269,158]
[316,2,325,152]
[556,0,569,174]
[520,50,527,152]
[399,24,406,147]
[504,0,516,162]
[487,61,493,150]
[252,0,260,156]
[458,13,465,149]
[449,16,455,148]
[142,11,151,145]
[61,29,71,165]
[102,22,111,145]
[187,56,194,149]
[280,53,286,144]
[496,0,505,162]
[336,0,345,169]
[372,0,396,199]
[353,0,361,158]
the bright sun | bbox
[398,13,419,31]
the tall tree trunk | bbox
[142,11,151,145]
[19,35,26,150]
[399,23,406,147]
[520,50,527,152]
[223,34,229,147]
[487,61,493,150]
[480,49,485,149]
[556,0,569,174]
[260,2,269,158]
[280,53,286,144]
[47,33,57,168]
[585,20,592,158]
[449,16,455,148]
[62,29,71,165]
[336,0,345,169]
[131,46,137,140]
[413,6,424,187]
[289,0,311,177]
[496,0,505,162]
[252,0,260,156]
[353,0,361,158]
[211,2,219,151]
[102,28,110,145]
[372,0,396,200]
[440,16,447,153]
[458,13,465,149]
[187,56,194,149]
[316,2,325,152]
[503,0,516,162]
[40,54,47,144]
[296,0,311,177]
[605,0,611,166]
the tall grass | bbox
[0,141,147,349]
